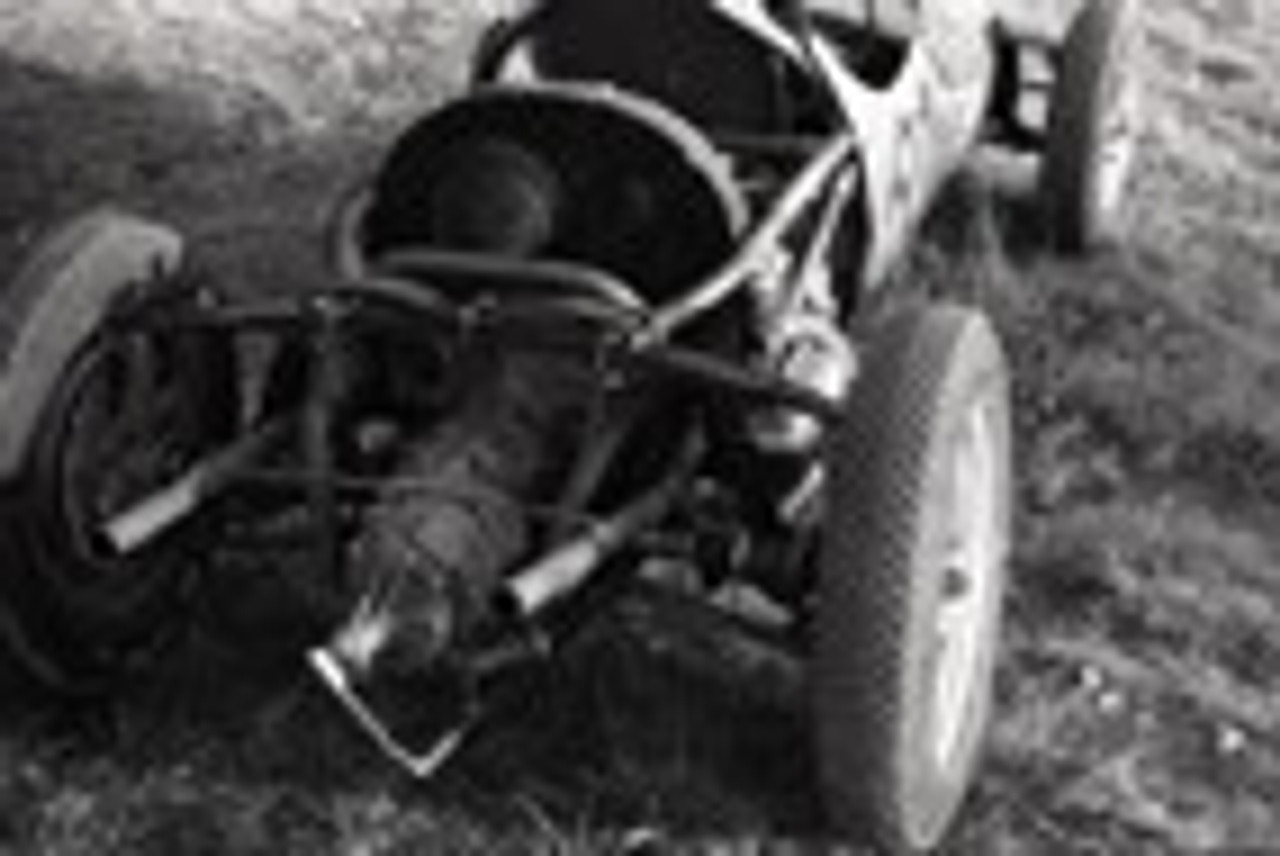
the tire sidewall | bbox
[816,305,1012,851]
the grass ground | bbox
[0,0,1278,852]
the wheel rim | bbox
[928,398,1003,774]
[1093,78,1139,228]
[1091,7,1142,228]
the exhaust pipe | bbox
[101,419,288,555]
[496,477,681,620]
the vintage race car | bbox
[0,0,1141,851]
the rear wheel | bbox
[1041,0,1144,254]
[814,305,1011,852]
[0,213,236,693]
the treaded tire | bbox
[0,211,236,694]
[1041,0,1143,254]
[814,304,1011,853]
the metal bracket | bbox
[309,647,474,780]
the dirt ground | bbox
[0,0,1278,853]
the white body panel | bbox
[814,0,997,285]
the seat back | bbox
[529,0,788,133]
[354,88,748,304]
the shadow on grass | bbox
[0,52,383,294]
[0,602,824,854]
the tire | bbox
[814,304,1011,853]
[0,212,236,693]
[1040,0,1143,254]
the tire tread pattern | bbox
[815,304,1009,853]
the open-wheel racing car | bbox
[0,0,1142,850]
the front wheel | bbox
[1040,0,1144,254]
[814,304,1012,852]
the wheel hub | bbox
[929,401,1002,773]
